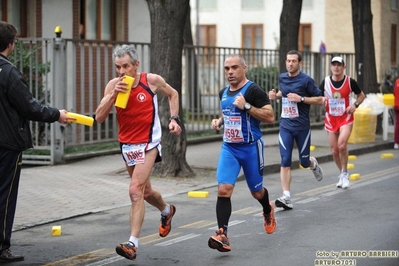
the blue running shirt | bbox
[278,71,321,130]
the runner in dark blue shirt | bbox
[269,50,324,210]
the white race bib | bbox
[122,143,146,166]
[223,116,244,143]
[328,98,346,116]
[281,97,299,118]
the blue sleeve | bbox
[306,75,322,96]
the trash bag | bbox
[355,93,384,115]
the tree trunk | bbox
[279,0,302,73]
[146,0,195,177]
[183,5,200,112]
[351,0,381,133]
[351,0,378,94]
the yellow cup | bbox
[67,112,94,126]
[115,75,135,109]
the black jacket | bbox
[0,54,60,151]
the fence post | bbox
[52,26,66,164]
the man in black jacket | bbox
[0,21,70,261]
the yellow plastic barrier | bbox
[348,108,376,144]
[383,94,394,107]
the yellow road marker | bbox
[381,153,394,159]
[310,145,316,151]
[188,191,209,198]
[348,155,357,161]
[349,173,360,181]
[52,226,62,236]
[347,163,355,169]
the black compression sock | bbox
[257,187,271,214]
[216,196,231,235]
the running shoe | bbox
[263,202,276,234]
[159,205,176,237]
[341,173,351,189]
[394,143,399,149]
[310,156,323,181]
[275,195,293,210]
[115,242,136,260]
[336,173,344,188]
[0,249,24,261]
[208,228,231,252]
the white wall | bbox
[191,0,323,51]
[263,0,283,50]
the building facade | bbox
[191,0,399,81]
[1,0,397,80]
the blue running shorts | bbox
[216,138,264,192]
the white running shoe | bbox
[275,195,293,210]
[310,157,323,181]
[394,143,399,150]
[336,174,343,188]
[341,172,350,189]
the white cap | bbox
[331,56,345,65]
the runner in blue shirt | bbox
[269,50,324,210]
[208,54,276,252]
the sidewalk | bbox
[14,128,394,231]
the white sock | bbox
[129,236,138,247]
[283,191,291,198]
[311,158,317,170]
[161,204,170,217]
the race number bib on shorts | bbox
[281,97,299,118]
[328,98,346,116]
[122,143,146,166]
[223,116,244,143]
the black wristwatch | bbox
[300,97,305,103]
[354,102,359,108]
[169,115,181,123]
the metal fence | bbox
[12,38,355,165]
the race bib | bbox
[122,143,146,166]
[328,98,346,116]
[223,116,244,143]
[281,97,299,118]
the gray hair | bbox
[225,54,246,66]
[112,45,138,64]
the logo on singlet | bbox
[137,92,146,102]
[333,92,341,99]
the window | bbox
[242,0,263,9]
[242,24,263,63]
[299,24,312,53]
[80,0,116,40]
[199,25,216,46]
[302,0,313,9]
[199,0,216,10]
[0,0,27,36]
[391,24,397,66]
[242,24,263,49]
[199,25,216,64]
[391,0,398,11]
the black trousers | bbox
[0,149,22,252]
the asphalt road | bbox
[5,150,399,266]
